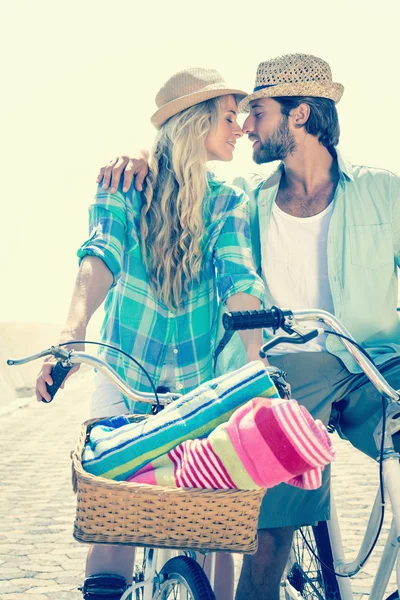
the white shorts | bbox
[89,371,129,419]
[89,355,177,419]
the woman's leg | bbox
[201,552,234,600]
[214,553,235,600]
[84,375,135,588]
[86,545,135,581]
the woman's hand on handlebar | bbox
[35,328,85,403]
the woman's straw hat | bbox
[239,54,344,113]
[151,68,248,129]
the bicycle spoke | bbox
[287,527,328,599]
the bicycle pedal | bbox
[80,573,128,599]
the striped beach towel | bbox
[127,397,335,490]
[82,361,279,480]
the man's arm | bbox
[391,174,400,268]
[35,257,113,402]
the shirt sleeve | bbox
[232,174,263,272]
[77,185,140,286]
[213,192,265,304]
[391,173,400,267]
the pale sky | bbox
[1,0,399,327]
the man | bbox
[97,53,400,600]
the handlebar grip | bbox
[222,309,281,331]
[42,361,73,403]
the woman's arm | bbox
[35,255,113,402]
[213,190,266,363]
[61,255,113,341]
[226,292,268,365]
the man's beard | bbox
[253,115,296,164]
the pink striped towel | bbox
[127,397,335,491]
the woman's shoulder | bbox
[95,180,143,215]
[207,171,248,211]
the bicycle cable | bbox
[58,340,162,413]
[298,330,387,578]
[62,334,389,576]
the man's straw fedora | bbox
[151,68,248,129]
[239,54,344,113]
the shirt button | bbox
[173,348,178,354]
[169,311,174,317]
[177,383,183,390]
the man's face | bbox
[243,98,296,164]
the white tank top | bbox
[263,200,334,354]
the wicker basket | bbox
[71,418,266,554]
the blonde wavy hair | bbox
[140,97,221,309]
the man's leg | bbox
[234,352,357,600]
[235,527,294,600]
[338,357,400,458]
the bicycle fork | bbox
[328,456,400,600]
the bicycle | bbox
[222,306,400,600]
[7,342,269,600]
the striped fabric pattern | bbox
[77,173,264,412]
[128,397,335,491]
[82,361,279,480]
[169,439,237,489]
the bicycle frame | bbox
[119,548,216,599]
[327,463,400,600]
[8,344,217,600]
[279,309,400,600]
[9,308,400,599]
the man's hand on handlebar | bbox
[96,151,150,194]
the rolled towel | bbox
[82,361,279,480]
[127,397,335,491]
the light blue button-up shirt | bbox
[217,151,400,374]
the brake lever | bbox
[259,328,322,358]
[7,345,71,366]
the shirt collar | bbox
[334,148,354,181]
[259,148,354,191]
[207,170,225,187]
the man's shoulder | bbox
[351,163,398,180]
[232,164,283,196]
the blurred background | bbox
[1,0,399,330]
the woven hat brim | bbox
[238,81,344,113]
[151,86,248,129]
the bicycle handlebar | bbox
[223,306,400,403]
[222,307,290,332]
[8,306,400,406]
[7,347,181,406]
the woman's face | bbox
[205,95,243,162]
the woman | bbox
[36,67,266,600]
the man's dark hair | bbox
[274,96,340,151]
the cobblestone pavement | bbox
[0,370,398,599]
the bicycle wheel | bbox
[155,555,216,600]
[284,522,341,600]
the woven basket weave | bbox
[71,418,266,554]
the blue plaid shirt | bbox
[78,173,264,411]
